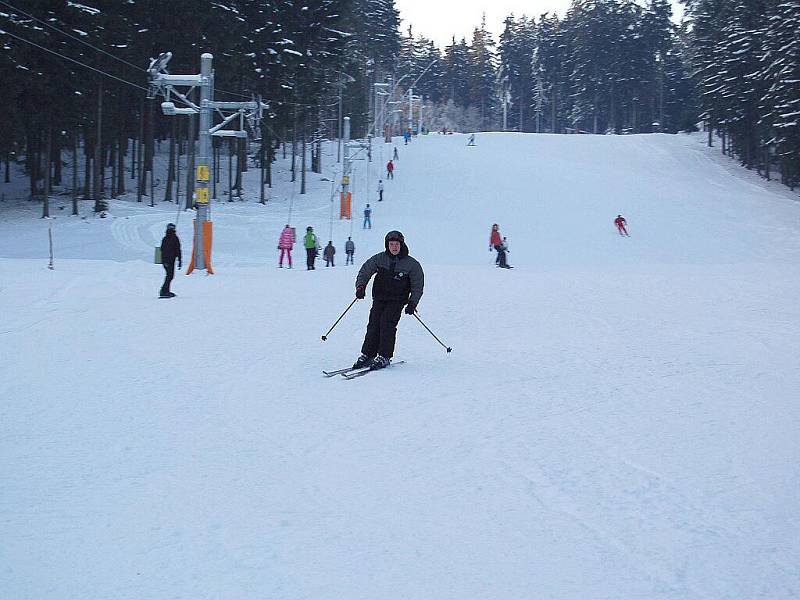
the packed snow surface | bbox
[2,133,799,599]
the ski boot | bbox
[353,354,372,369]
[370,355,390,370]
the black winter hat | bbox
[384,230,408,257]
[385,230,404,244]
[166,223,176,231]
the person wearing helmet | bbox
[303,226,318,270]
[159,223,182,298]
[352,230,424,370]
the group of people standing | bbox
[277,224,356,270]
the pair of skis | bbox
[323,361,405,380]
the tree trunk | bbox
[110,139,117,198]
[117,133,126,196]
[164,119,175,202]
[145,96,154,180]
[72,131,79,215]
[176,119,182,204]
[53,134,62,186]
[185,100,196,210]
[291,109,297,182]
[228,139,233,201]
[27,133,38,200]
[130,125,137,180]
[139,98,148,198]
[301,124,307,195]
[266,128,272,188]
[137,98,144,202]
[259,131,266,204]
[84,136,92,201]
[234,138,243,197]
[93,82,104,213]
[42,126,51,218]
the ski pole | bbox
[413,313,452,353]
[321,298,358,341]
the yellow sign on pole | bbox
[196,187,209,203]
[342,175,350,185]
[196,165,210,181]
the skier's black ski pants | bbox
[160,260,175,295]
[361,299,405,359]
[494,244,508,268]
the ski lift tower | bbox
[148,51,262,274]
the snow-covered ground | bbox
[1,132,799,599]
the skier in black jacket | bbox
[352,230,424,369]
[159,223,182,298]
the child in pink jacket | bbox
[278,225,295,268]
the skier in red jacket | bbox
[489,223,511,268]
[386,159,394,180]
[614,214,629,236]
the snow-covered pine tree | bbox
[468,15,499,131]
[757,0,800,187]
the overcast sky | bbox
[394,0,685,48]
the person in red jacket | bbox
[386,159,394,180]
[614,214,629,236]
[489,223,511,268]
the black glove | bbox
[355,285,366,299]
[177,263,182,270]
[404,302,416,315]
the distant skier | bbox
[386,159,394,180]
[277,224,294,268]
[498,237,512,268]
[304,226,318,270]
[345,236,355,265]
[489,223,511,269]
[363,204,372,229]
[377,179,384,202]
[615,214,629,236]
[352,230,424,370]
[467,133,476,146]
[323,241,336,267]
[393,146,399,160]
[159,223,182,298]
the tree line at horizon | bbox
[0,0,797,214]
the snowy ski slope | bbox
[1,132,799,599]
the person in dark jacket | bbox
[159,223,182,298]
[345,237,355,265]
[363,204,372,229]
[352,230,424,370]
[323,241,336,267]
